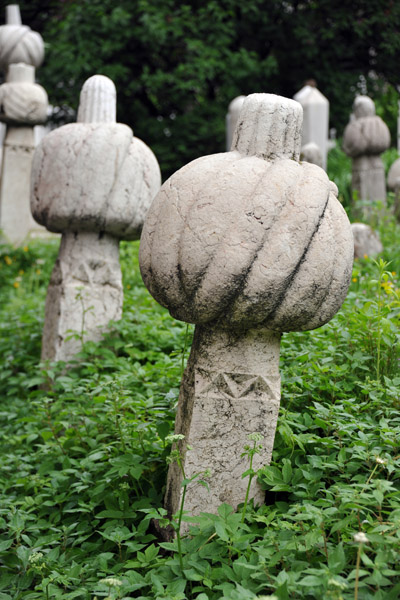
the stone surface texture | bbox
[0,5,44,70]
[300,141,323,167]
[225,95,245,151]
[343,96,390,218]
[0,63,48,124]
[387,157,400,192]
[31,74,161,363]
[0,63,49,244]
[351,223,383,259]
[139,93,354,521]
[294,83,329,170]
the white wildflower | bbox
[99,577,123,587]
[353,532,369,544]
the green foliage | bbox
[0,217,400,598]
[14,0,400,178]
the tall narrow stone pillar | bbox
[343,95,390,220]
[0,63,48,244]
[0,4,47,244]
[294,81,329,170]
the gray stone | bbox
[0,5,44,71]
[139,93,354,521]
[31,75,161,363]
[226,95,245,151]
[351,223,383,259]
[0,63,48,244]
[300,141,323,168]
[387,157,400,192]
[343,96,390,219]
[294,81,329,170]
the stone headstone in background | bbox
[0,4,48,244]
[351,223,383,259]
[0,63,48,244]
[300,141,323,167]
[342,95,390,220]
[387,157,400,192]
[387,159,400,221]
[226,95,245,151]
[31,75,161,363]
[139,93,353,522]
[294,80,329,170]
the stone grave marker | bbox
[351,223,383,259]
[0,4,48,244]
[294,81,329,170]
[31,75,161,363]
[342,95,390,220]
[300,141,323,167]
[139,93,354,520]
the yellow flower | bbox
[381,281,393,294]
[352,277,357,282]
[23,246,29,252]
[36,269,41,275]
[4,255,12,265]
[392,271,397,277]
[18,269,24,275]
[363,253,368,259]
[13,281,20,288]
[126,284,131,289]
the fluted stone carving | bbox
[294,82,329,170]
[226,95,245,151]
[0,62,47,123]
[343,96,390,219]
[31,75,161,362]
[140,93,354,521]
[300,141,323,168]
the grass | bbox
[0,148,399,599]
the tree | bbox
[12,0,400,178]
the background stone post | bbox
[139,93,354,521]
[342,95,390,220]
[0,4,47,244]
[294,81,329,170]
[31,75,161,363]
[225,95,245,151]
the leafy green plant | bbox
[0,222,399,599]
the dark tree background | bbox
[5,0,400,179]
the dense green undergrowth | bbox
[0,198,400,599]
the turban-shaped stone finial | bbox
[141,93,352,333]
[0,62,48,124]
[0,5,44,71]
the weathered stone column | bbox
[140,93,354,520]
[31,75,161,362]
[164,325,281,516]
[343,95,390,220]
[0,63,48,244]
[294,81,329,170]
[0,5,47,244]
